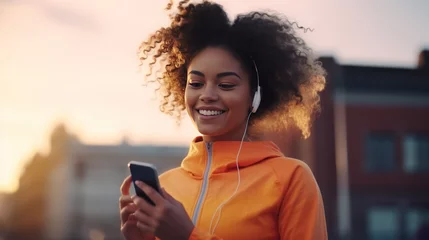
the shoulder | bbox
[264,156,315,181]
[158,167,189,186]
[263,156,319,194]
[159,167,182,180]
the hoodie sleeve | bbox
[278,162,328,240]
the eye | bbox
[188,82,203,88]
[219,84,236,89]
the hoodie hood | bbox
[181,136,284,177]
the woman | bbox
[119,1,327,239]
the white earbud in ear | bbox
[250,58,261,114]
[251,86,261,113]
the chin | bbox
[197,128,221,137]
[196,126,226,138]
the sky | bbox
[1,0,429,193]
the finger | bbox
[121,220,137,234]
[132,195,156,216]
[128,213,138,222]
[120,175,133,196]
[136,221,155,234]
[119,194,133,210]
[135,181,164,206]
[134,210,158,229]
[120,203,138,225]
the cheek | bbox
[184,88,196,110]
[228,94,252,113]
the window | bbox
[365,133,396,172]
[367,206,400,240]
[406,208,429,239]
[403,134,429,173]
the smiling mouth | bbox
[197,109,226,116]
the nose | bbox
[199,84,219,103]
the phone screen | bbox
[129,163,160,206]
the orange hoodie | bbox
[159,136,327,240]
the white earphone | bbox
[209,57,261,234]
[251,58,262,113]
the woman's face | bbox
[185,47,252,142]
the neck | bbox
[202,123,252,142]
[202,134,251,143]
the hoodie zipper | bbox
[191,142,213,225]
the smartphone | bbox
[128,161,161,206]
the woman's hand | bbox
[119,176,155,240]
[132,180,195,240]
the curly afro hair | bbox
[138,0,326,138]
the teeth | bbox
[198,110,224,116]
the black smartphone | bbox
[128,161,161,206]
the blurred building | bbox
[277,49,429,240]
[6,124,188,240]
[0,193,12,239]
[6,152,54,240]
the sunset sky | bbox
[1,0,429,193]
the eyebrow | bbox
[189,70,241,79]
